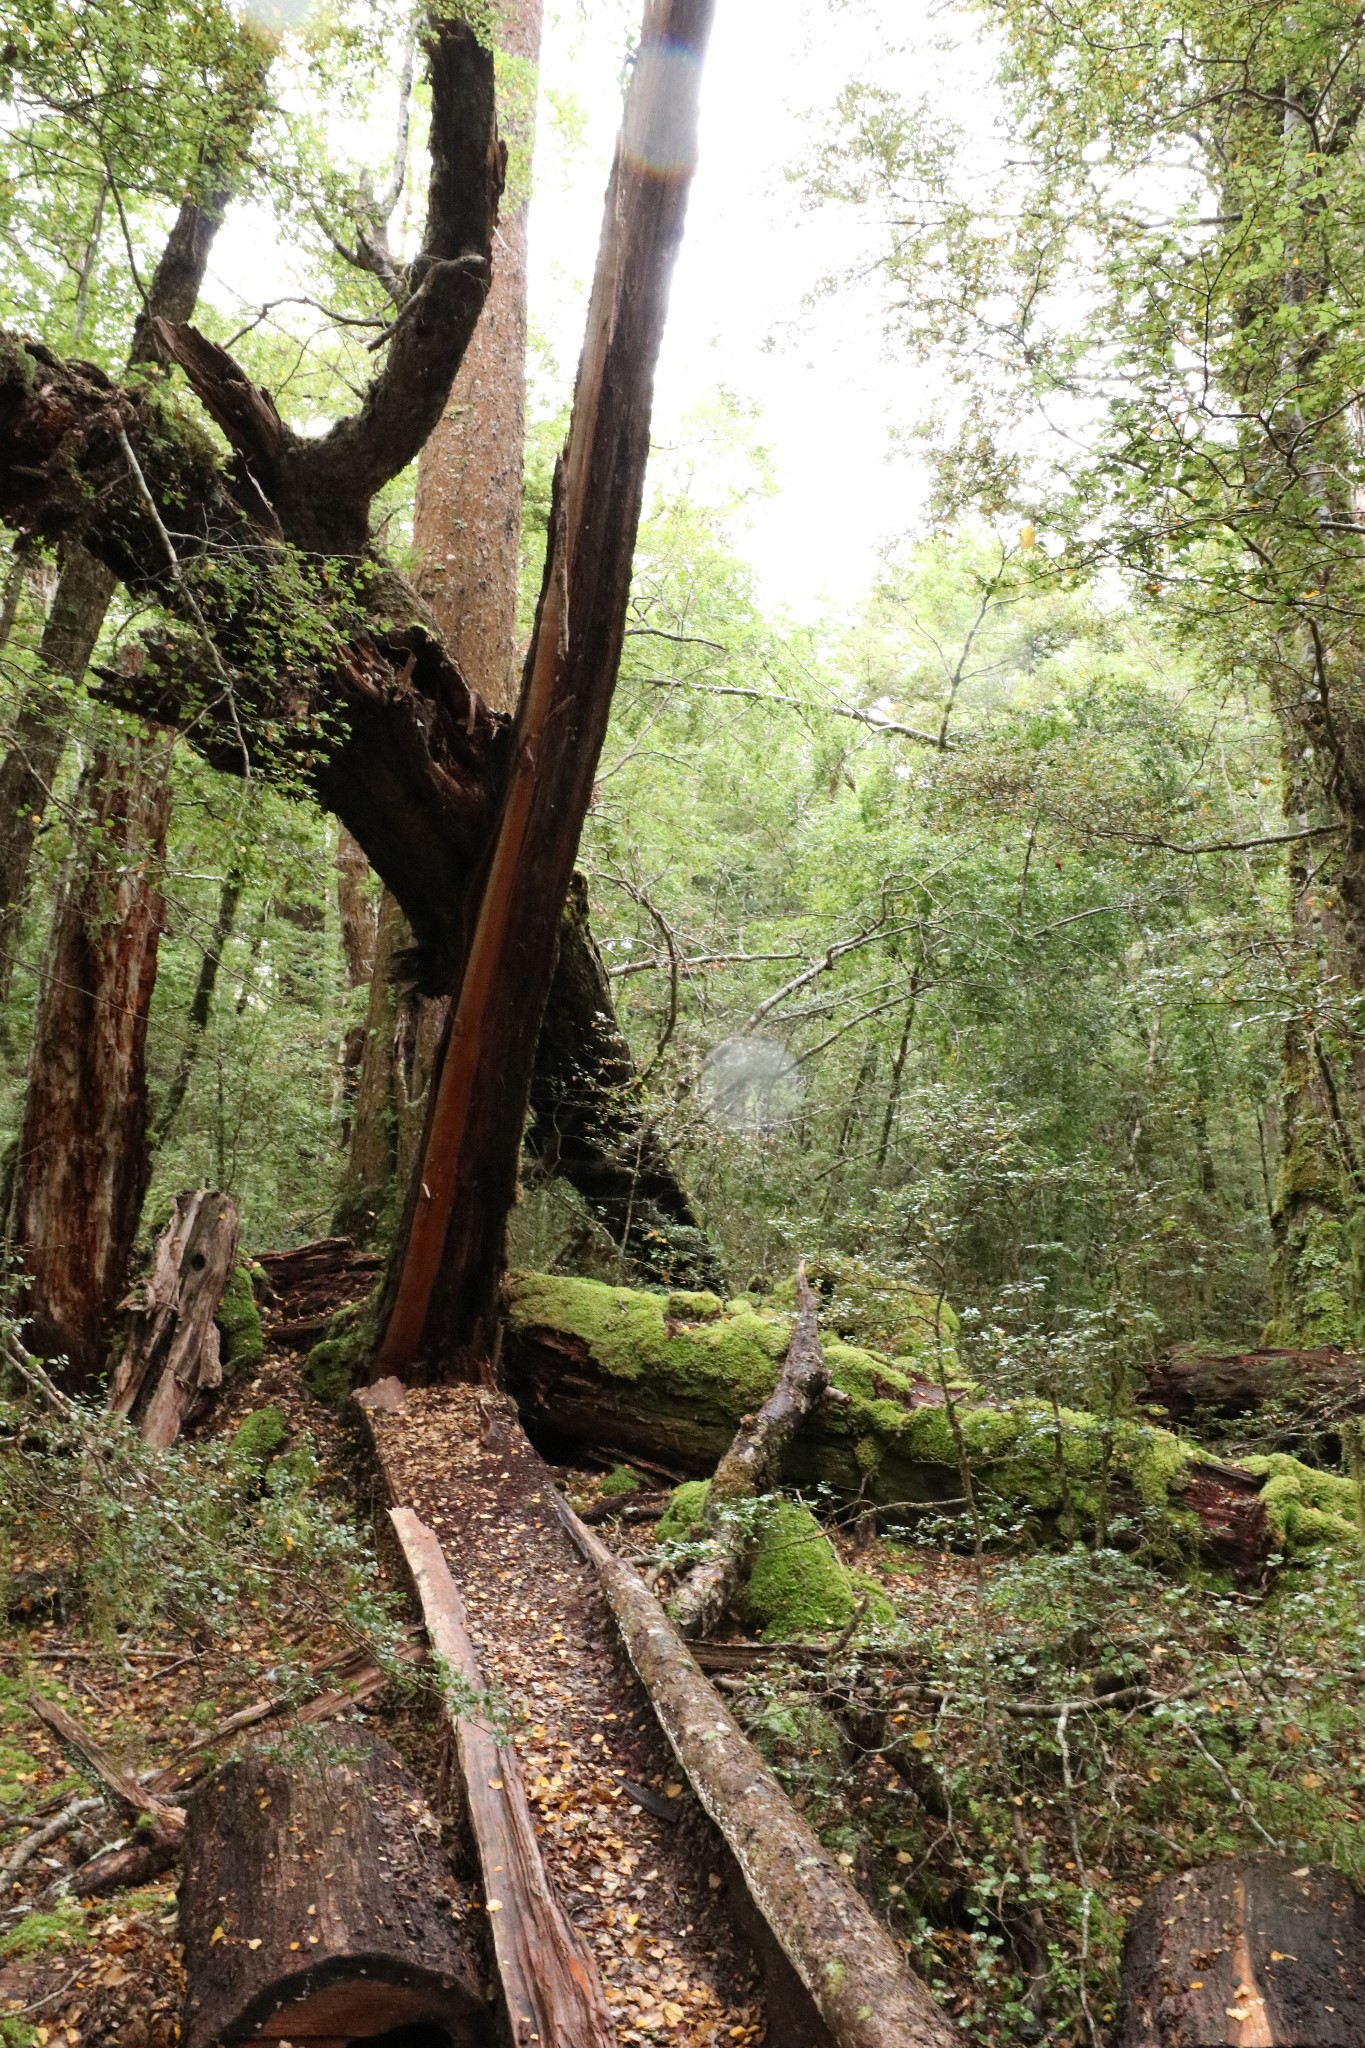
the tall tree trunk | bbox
[153,866,243,1152]
[0,186,242,1008]
[376,0,716,1377]
[10,730,174,1391]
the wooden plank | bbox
[388,1505,617,2048]
[551,1491,957,2048]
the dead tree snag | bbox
[109,1190,240,1446]
[376,0,718,1375]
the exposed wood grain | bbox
[387,1504,617,2048]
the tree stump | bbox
[179,1729,488,2048]
[1120,1856,1365,2046]
[110,1190,240,1446]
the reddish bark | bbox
[12,732,173,1391]
[376,0,717,1377]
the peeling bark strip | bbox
[1119,1856,1365,2046]
[670,1263,830,1640]
[387,1506,617,2048]
[109,1190,239,1446]
[179,1729,486,2048]
[552,1495,957,2048]
[11,732,173,1393]
[377,0,718,1373]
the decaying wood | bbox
[387,1505,616,2048]
[505,1295,1277,1580]
[108,1190,240,1446]
[552,1493,957,2048]
[27,1695,183,1833]
[1144,1343,1365,1436]
[72,1818,185,1899]
[670,1262,830,1639]
[1120,1856,1365,2046]
[0,1795,103,1886]
[179,1728,486,2048]
[11,732,173,1393]
[255,1236,384,1347]
[375,0,718,1376]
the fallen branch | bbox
[0,1795,103,1886]
[388,1507,616,2048]
[669,1261,829,1640]
[552,1490,956,2048]
[28,1696,184,1829]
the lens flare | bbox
[622,39,702,179]
[700,1036,803,1134]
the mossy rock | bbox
[599,1463,644,1498]
[216,1264,265,1376]
[228,1405,288,1475]
[658,1479,711,1544]
[1243,1454,1361,1551]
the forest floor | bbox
[6,1263,1365,2048]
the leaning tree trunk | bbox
[375,0,717,1378]
[669,1262,829,1638]
[1120,1856,1365,2046]
[179,1728,487,2048]
[10,730,173,1392]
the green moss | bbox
[666,1290,723,1324]
[599,1464,643,1498]
[658,1479,710,1543]
[745,1500,856,1638]
[228,1405,287,1474]
[1243,1454,1361,1550]
[508,1271,1365,1565]
[770,1255,956,1368]
[0,1904,85,1960]
[216,1265,264,1375]
[304,1295,379,1405]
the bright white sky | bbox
[529,0,928,617]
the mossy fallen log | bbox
[503,1273,1363,1577]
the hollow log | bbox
[552,1491,956,2048]
[1144,1344,1365,1435]
[255,1237,385,1348]
[385,1506,615,2048]
[179,1728,487,2048]
[109,1190,240,1445]
[501,1274,1302,1580]
[669,1262,830,1639]
[1119,1856,1365,2046]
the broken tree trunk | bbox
[1119,1856,1365,2047]
[386,1505,615,2048]
[179,1727,487,2048]
[108,1190,240,1446]
[1143,1343,1365,1438]
[375,0,716,1378]
[669,1263,830,1639]
[553,1493,956,2048]
[10,729,174,1393]
[501,1273,1296,1580]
